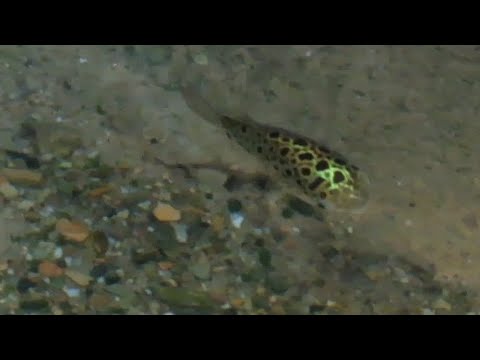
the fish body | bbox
[181,86,369,212]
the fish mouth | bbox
[322,171,371,214]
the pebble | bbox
[116,209,129,219]
[211,215,225,233]
[190,253,211,280]
[58,161,72,169]
[153,202,181,222]
[89,293,113,309]
[56,218,90,243]
[90,263,108,278]
[173,223,188,243]
[39,261,64,278]
[0,168,43,185]
[64,287,81,298]
[422,308,435,315]
[17,277,36,293]
[32,241,56,259]
[138,200,152,210]
[65,269,92,287]
[53,247,63,259]
[193,53,208,65]
[433,298,452,311]
[158,261,175,271]
[0,176,19,199]
[230,212,245,228]
[88,185,114,198]
[17,200,35,210]
[64,256,73,267]
[0,262,8,272]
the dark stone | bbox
[227,198,242,213]
[90,263,109,278]
[17,277,36,294]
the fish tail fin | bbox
[180,86,223,127]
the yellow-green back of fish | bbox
[181,86,370,212]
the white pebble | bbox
[64,256,73,267]
[64,287,81,298]
[230,212,245,229]
[79,57,88,64]
[173,223,188,243]
[422,308,435,315]
[39,205,54,217]
[17,200,35,211]
[147,226,155,232]
[54,247,63,259]
[25,253,33,261]
[55,116,63,123]
[40,153,54,162]
[116,209,129,219]
[326,300,337,307]
[58,161,72,169]
[138,200,151,210]
[107,236,118,246]
[221,303,231,310]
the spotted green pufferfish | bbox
[181,86,370,212]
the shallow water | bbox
[0,45,479,314]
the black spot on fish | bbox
[273,165,279,170]
[308,177,325,191]
[298,152,314,161]
[282,137,290,142]
[280,148,290,157]
[226,132,232,139]
[269,131,279,139]
[285,169,293,177]
[301,168,311,176]
[257,146,263,154]
[320,191,327,199]
[241,125,247,133]
[334,158,347,166]
[294,138,308,146]
[296,179,302,186]
[316,160,329,171]
[333,171,345,183]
